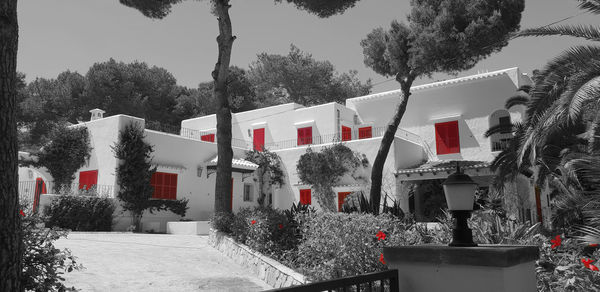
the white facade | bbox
[22,67,550,231]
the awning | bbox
[206,156,259,173]
[396,160,491,176]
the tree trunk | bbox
[0,0,22,290]
[213,0,235,214]
[369,78,413,215]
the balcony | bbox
[491,139,511,152]
[180,126,431,153]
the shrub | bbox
[21,206,82,291]
[44,193,115,231]
[294,212,445,281]
[210,211,235,234]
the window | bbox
[151,172,178,200]
[201,134,215,142]
[79,170,98,190]
[243,184,253,202]
[299,189,311,205]
[341,126,352,141]
[253,128,265,151]
[297,127,313,146]
[358,127,372,139]
[338,192,352,212]
[435,121,460,155]
[499,116,511,134]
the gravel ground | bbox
[54,232,271,292]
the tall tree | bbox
[0,0,22,290]
[119,0,361,214]
[361,0,524,214]
[249,44,371,107]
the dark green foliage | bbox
[43,194,115,231]
[296,144,369,211]
[274,0,361,17]
[21,210,82,291]
[113,123,188,231]
[35,125,91,190]
[245,149,285,206]
[249,45,371,107]
[342,191,405,219]
[210,211,235,234]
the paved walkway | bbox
[55,232,271,292]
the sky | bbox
[17,0,599,93]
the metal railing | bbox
[266,269,399,292]
[491,139,511,152]
[58,184,116,198]
[179,125,429,153]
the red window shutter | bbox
[253,128,265,151]
[338,192,351,212]
[201,134,215,142]
[341,126,351,141]
[297,127,312,145]
[300,189,311,205]
[435,121,460,155]
[358,127,372,139]
[151,172,178,200]
[79,170,98,190]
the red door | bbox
[79,170,98,190]
[33,178,46,213]
[230,178,234,211]
[341,126,351,141]
[338,192,352,212]
[297,127,313,146]
[253,128,265,151]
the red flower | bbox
[379,253,386,265]
[376,231,386,241]
[551,235,562,249]
[278,224,283,229]
[582,258,599,271]
[251,220,256,225]
[19,210,25,217]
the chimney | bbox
[89,109,106,121]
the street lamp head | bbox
[443,164,478,211]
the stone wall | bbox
[208,228,306,288]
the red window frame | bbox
[253,128,265,151]
[299,189,311,205]
[79,170,98,190]
[338,192,352,212]
[358,127,372,139]
[435,121,460,155]
[297,127,313,146]
[151,172,178,200]
[341,126,352,141]
[201,134,215,142]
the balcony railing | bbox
[491,139,511,152]
[179,126,426,152]
[266,269,399,292]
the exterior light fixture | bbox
[443,162,478,247]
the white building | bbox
[22,67,550,232]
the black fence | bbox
[265,269,399,292]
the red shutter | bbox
[201,134,215,142]
[151,172,178,200]
[253,128,265,151]
[297,127,312,145]
[358,127,372,139]
[341,126,351,141]
[338,192,351,212]
[300,189,311,205]
[435,121,460,155]
[79,170,98,190]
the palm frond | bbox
[518,24,600,41]
[579,0,600,14]
[567,76,600,121]
[505,94,530,109]
[572,225,600,245]
[484,123,516,137]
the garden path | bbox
[55,232,271,292]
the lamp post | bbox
[443,162,478,247]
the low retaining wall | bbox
[208,228,306,289]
